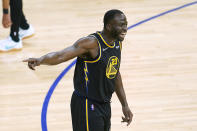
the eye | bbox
[119,23,124,26]
[121,23,127,27]
[120,22,127,27]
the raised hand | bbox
[23,58,41,70]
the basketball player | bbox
[0,0,35,51]
[24,9,133,131]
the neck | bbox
[101,29,116,45]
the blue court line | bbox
[41,1,197,131]
[41,60,76,131]
[128,1,197,30]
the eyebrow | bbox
[119,20,127,24]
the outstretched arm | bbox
[23,36,98,70]
[115,71,133,126]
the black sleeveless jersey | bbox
[73,32,122,103]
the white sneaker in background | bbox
[19,25,35,39]
[0,37,22,51]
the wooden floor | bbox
[0,0,197,130]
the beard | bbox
[111,29,124,41]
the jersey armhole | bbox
[84,35,102,63]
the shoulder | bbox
[74,35,98,50]
[76,36,97,46]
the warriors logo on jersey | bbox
[106,56,120,79]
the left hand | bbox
[121,106,133,126]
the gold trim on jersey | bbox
[84,63,89,130]
[84,62,89,86]
[119,41,122,51]
[106,56,120,79]
[97,32,115,48]
[86,99,89,131]
[84,40,102,63]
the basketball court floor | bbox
[0,0,197,130]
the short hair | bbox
[103,9,124,29]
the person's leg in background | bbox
[19,1,29,31]
[10,0,35,43]
[0,0,23,51]
[0,0,34,51]
[9,0,22,42]
[19,0,35,40]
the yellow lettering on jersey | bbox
[106,56,120,79]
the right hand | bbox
[23,58,42,70]
[2,14,12,28]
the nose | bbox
[123,25,127,32]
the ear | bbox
[106,23,112,31]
